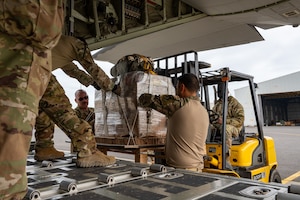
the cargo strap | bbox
[146,74,153,128]
[116,95,138,145]
[141,56,156,75]
[85,110,93,122]
[102,90,108,135]
[125,111,138,146]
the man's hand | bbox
[217,117,223,124]
[138,93,152,107]
[112,84,121,96]
[92,81,101,90]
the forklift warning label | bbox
[253,172,266,180]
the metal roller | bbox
[289,184,300,195]
[41,161,53,168]
[155,172,184,180]
[131,167,147,177]
[98,173,115,185]
[239,186,277,199]
[59,180,78,195]
[150,164,167,172]
[25,187,41,200]
[276,192,300,200]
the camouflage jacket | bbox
[139,93,200,117]
[52,35,114,91]
[74,107,95,126]
[212,96,244,128]
[60,63,94,87]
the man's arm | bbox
[227,97,245,127]
[61,63,94,87]
[75,39,116,91]
[139,93,187,117]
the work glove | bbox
[92,81,101,90]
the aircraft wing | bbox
[94,19,262,63]
[64,0,300,63]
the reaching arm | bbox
[75,39,115,91]
[61,63,94,87]
[139,93,190,117]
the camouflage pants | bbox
[38,75,98,157]
[0,27,55,200]
[35,111,56,148]
[212,124,240,152]
[225,124,240,150]
[0,1,63,198]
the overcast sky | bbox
[53,25,300,108]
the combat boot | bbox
[34,147,65,161]
[76,150,116,167]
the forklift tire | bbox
[269,169,282,183]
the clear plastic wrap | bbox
[95,71,175,142]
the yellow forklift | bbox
[200,67,281,183]
[154,52,281,183]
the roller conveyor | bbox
[25,154,300,200]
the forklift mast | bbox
[153,50,210,99]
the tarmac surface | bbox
[246,126,300,185]
[40,125,300,185]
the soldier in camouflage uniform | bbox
[34,77,97,161]
[139,74,209,172]
[34,35,99,161]
[110,54,156,77]
[35,35,119,167]
[74,89,95,132]
[212,83,244,159]
[0,1,64,199]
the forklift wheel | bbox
[269,169,282,183]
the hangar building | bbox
[235,71,300,126]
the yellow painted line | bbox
[282,171,300,184]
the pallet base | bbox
[95,136,166,146]
[96,136,165,164]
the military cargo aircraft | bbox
[63,0,300,63]
[23,1,300,199]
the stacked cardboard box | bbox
[94,71,175,145]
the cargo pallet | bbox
[96,137,165,163]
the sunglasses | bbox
[78,96,88,101]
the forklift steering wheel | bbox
[207,110,220,124]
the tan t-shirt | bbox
[166,99,209,169]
